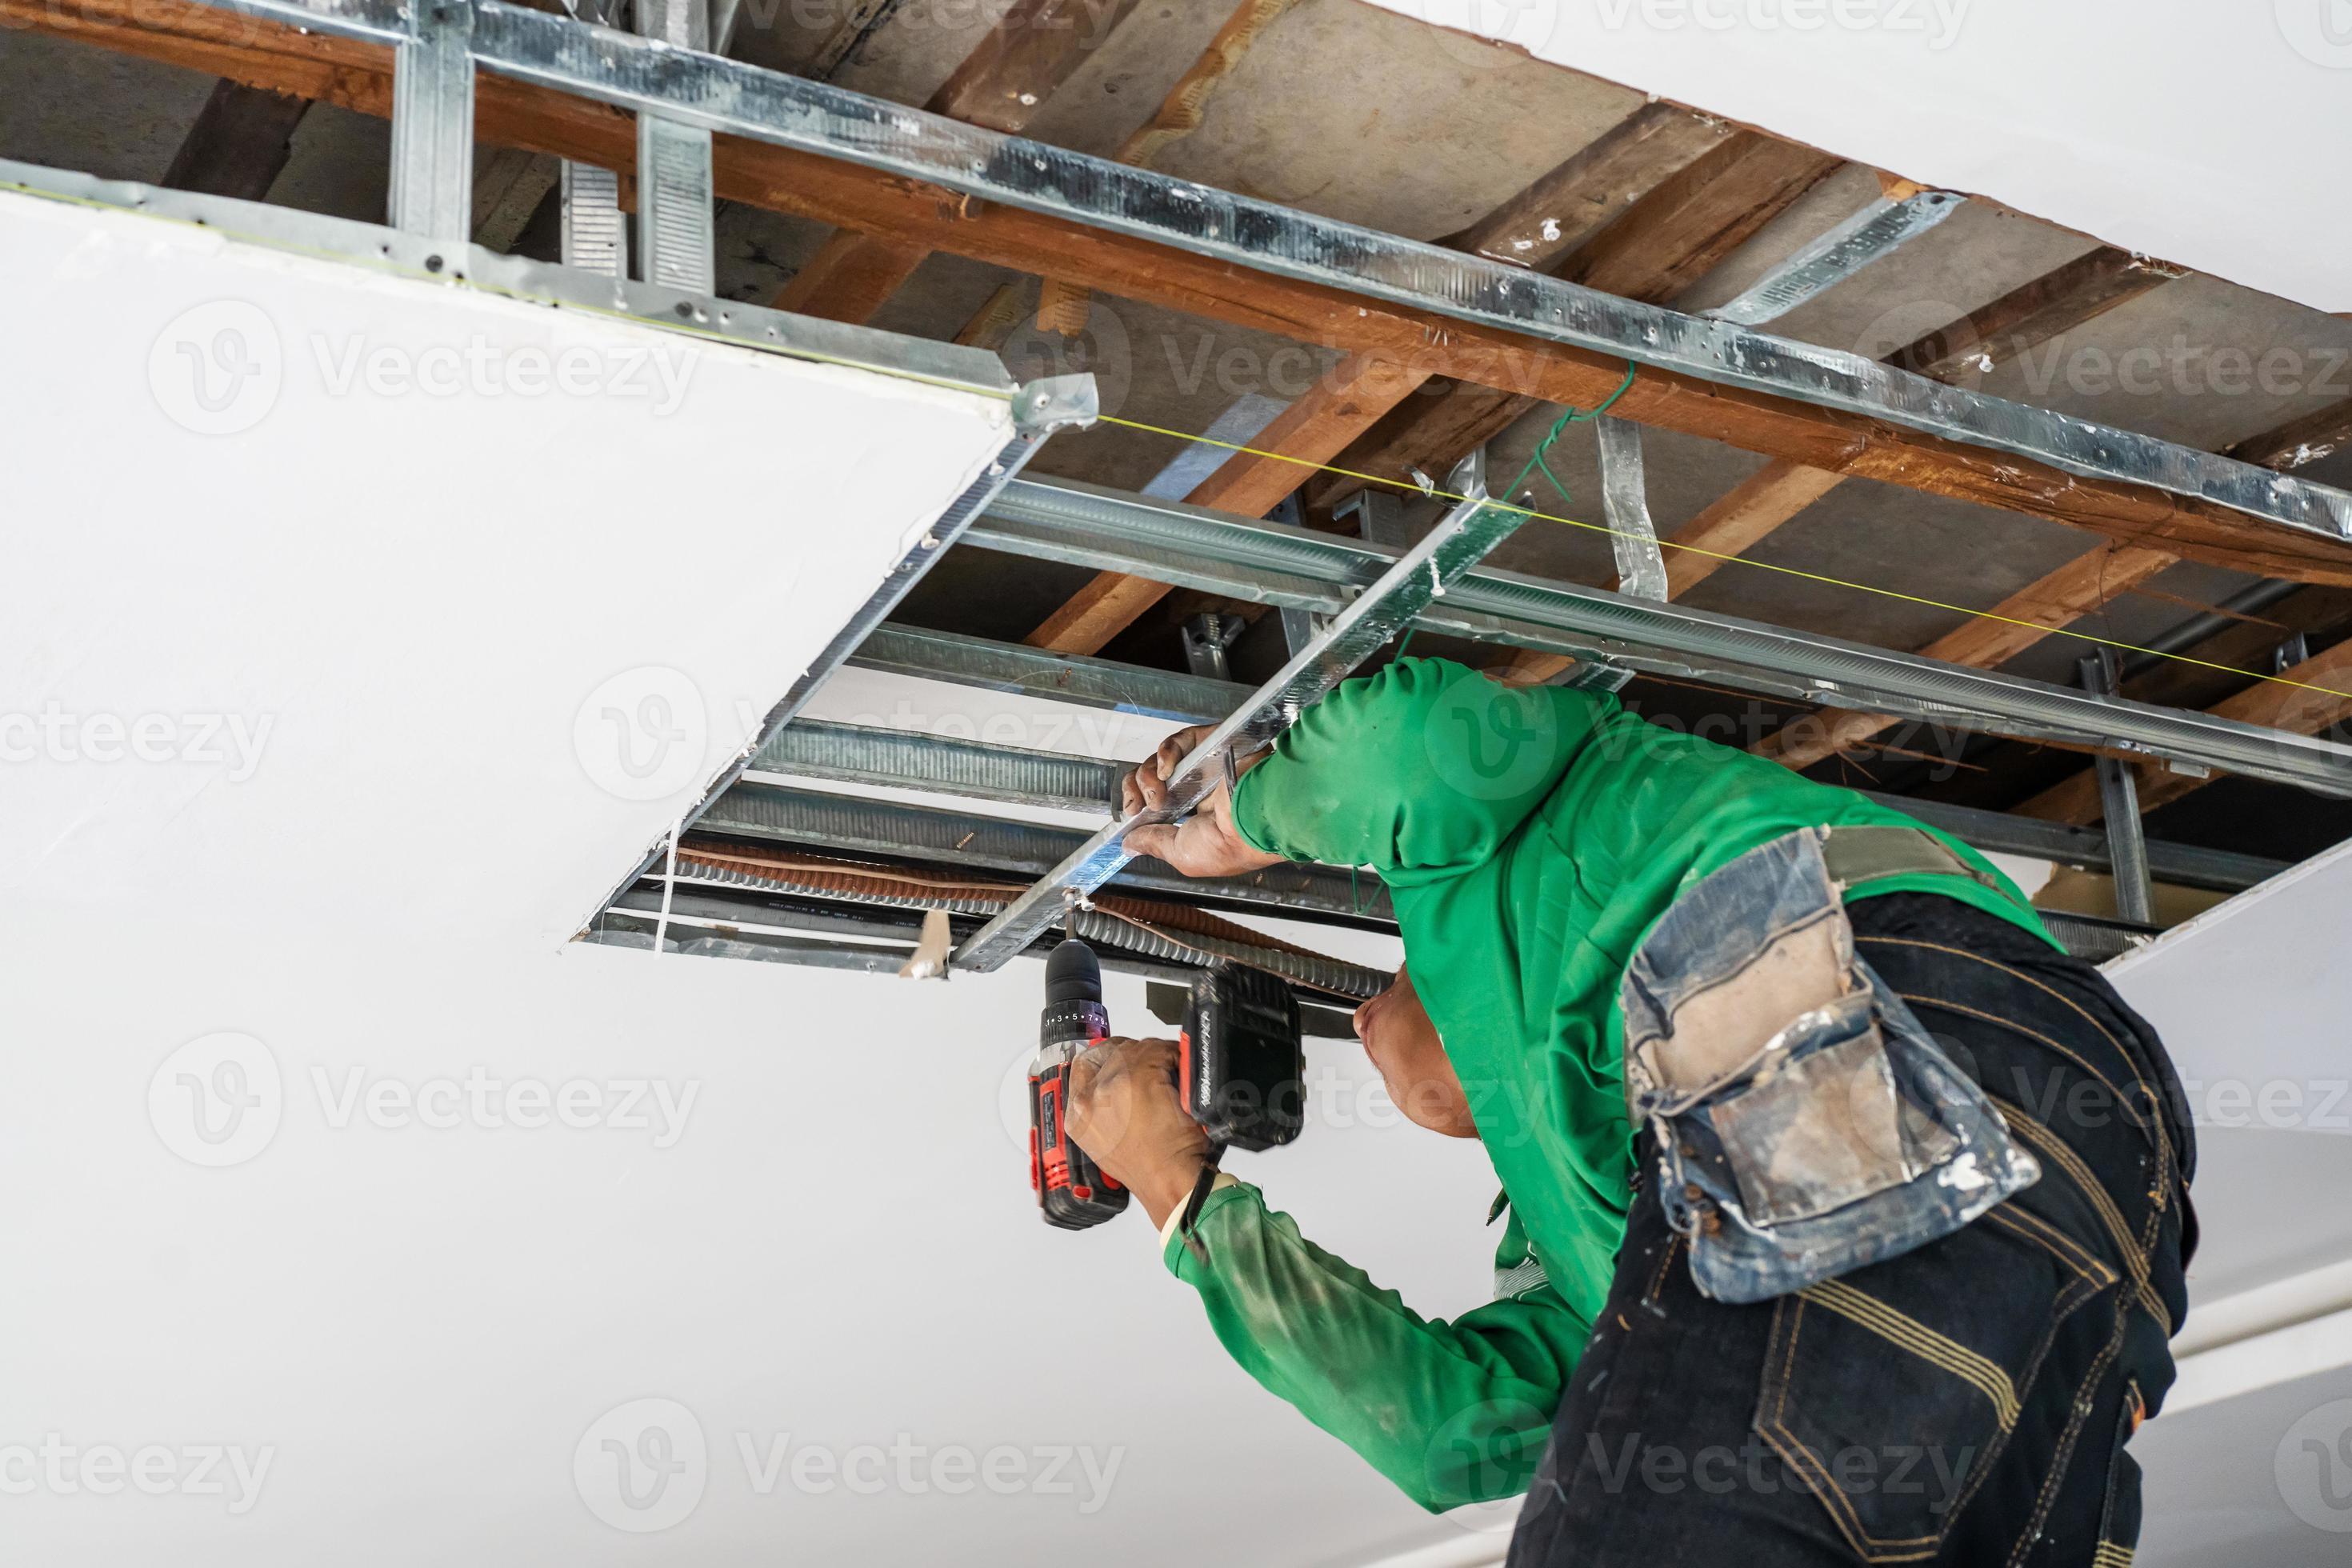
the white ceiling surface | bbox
[1374,0,2352,315]
[2104,837,2352,1560]
[0,185,1014,951]
[0,189,1500,1565]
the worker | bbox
[1065,656,2193,1566]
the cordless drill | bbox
[1028,941,1305,1232]
[1029,939,1130,1230]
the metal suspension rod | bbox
[954,452,1527,971]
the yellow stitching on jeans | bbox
[1887,986,2133,1120]
[1798,1278,2022,1429]
[1761,1301,1942,1558]
[1994,1100,2174,1336]
[1983,1201,2118,1292]
[1862,935,2176,1205]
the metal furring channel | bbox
[665,849,1393,1000]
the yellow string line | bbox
[45,166,2337,706]
[1097,412,2352,704]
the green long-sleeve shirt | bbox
[1163,657,2055,1510]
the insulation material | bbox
[0,185,1017,948]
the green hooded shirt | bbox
[1162,657,2055,1510]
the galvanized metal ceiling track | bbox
[2081,650,2157,923]
[199,0,2352,541]
[0,158,1016,399]
[748,714,2286,894]
[963,477,2352,798]
[691,782,1395,922]
[843,624,1251,722]
[582,374,1099,930]
[1594,418,1669,603]
[589,898,1282,994]
[954,452,1529,971]
[1703,190,1964,328]
[386,0,475,239]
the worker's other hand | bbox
[1065,1037,1212,1230]
[1122,726,1286,880]
[1355,966,1479,1139]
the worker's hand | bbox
[1122,726,1286,880]
[1355,966,1479,1139]
[1065,1037,1212,1231]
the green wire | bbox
[1499,360,1639,510]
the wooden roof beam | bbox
[1759,396,2352,773]
[20,0,2352,592]
[773,0,1146,322]
[1660,246,2182,600]
[1022,121,1826,654]
[2015,634,2352,826]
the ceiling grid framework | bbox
[10,5,2352,1558]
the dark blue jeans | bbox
[1507,894,2195,1567]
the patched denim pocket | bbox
[1622,830,2039,1303]
[1754,1202,2118,1562]
[1708,996,1954,1227]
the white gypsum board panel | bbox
[0,184,1016,949]
[1370,0,2352,316]
[2103,834,2352,1305]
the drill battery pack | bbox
[1179,961,1306,1153]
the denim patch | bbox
[1621,830,2039,1304]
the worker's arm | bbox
[1066,1034,1583,1512]
[1126,658,1611,887]
[1167,1181,1585,1511]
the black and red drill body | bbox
[1029,942,1306,1232]
[1028,940,1130,1230]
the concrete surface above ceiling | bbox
[1364,0,2352,318]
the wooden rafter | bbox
[23,0,2352,592]
[1662,246,2179,600]
[158,78,310,202]
[1760,397,2352,772]
[2226,394,2352,474]
[1757,544,2179,770]
[774,0,1148,322]
[1024,122,1829,654]
[2016,635,2352,826]
[1306,127,1834,517]
[1024,353,1429,652]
